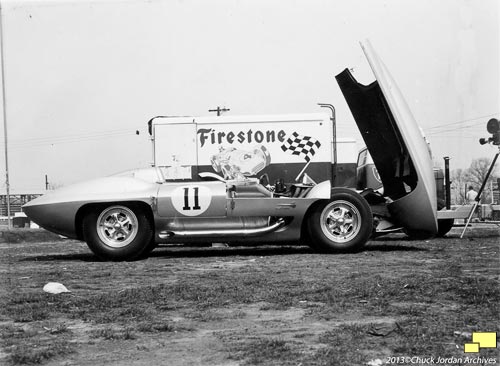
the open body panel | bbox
[336,41,438,235]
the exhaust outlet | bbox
[159,218,285,239]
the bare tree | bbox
[450,158,499,204]
[466,157,498,203]
[450,168,470,205]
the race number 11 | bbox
[183,187,201,211]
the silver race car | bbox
[23,41,438,261]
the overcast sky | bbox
[0,0,498,193]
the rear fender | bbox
[304,181,331,199]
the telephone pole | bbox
[0,2,11,229]
[208,106,230,116]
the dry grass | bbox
[1,226,499,365]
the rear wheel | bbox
[83,204,153,261]
[437,219,454,237]
[403,228,434,239]
[307,188,373,252]
[436,198,454,237]
[405,199,454,238]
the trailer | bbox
[149,113,358,188]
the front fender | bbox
[23,171,160,239]
[25,176,159,207]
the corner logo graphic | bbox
[280,132,321,162]
[464,332,497,353]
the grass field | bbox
[1,225,499,365]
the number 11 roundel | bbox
[171,185,212,216]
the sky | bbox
[0,0,498,193]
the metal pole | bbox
[491,181,494,204]
[318,104,336,184]
[295,161,311,182]
[443,157,451,209]
[0,2,11,229]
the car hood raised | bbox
[336,40,437,235]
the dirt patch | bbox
[1,226,499,365]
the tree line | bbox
[450,157,499,205]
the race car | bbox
[23,41,438,261]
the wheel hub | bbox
[97,206,139,248]
[320,200,361,243]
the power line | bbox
[0,128,141,150]
[425,112,498,131]
[429,135,479,139]
[6,127,137,142]
[426,121,488,136]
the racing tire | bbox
[436,198,454,237]
[83,204,153,261]
[403,229,434,240]
[307,188,373,253]
[137,239,159,259]
[437,219,454,237]
[405,199,454,239]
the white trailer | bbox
[149,113,358,188]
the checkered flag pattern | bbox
[280,132,321,162]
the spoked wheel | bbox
[97,206,139,247]
[83,204,153,261]
[320,200,362,242]
[308,188,373,252]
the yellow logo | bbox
[464,332,497,353]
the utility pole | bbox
[0,2,11,229]
[208,106,230,116]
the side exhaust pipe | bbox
[159,218,286,239]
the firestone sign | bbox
[197,128,287,148]
[151,115,337,171]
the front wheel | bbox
[83,204,153,261]
[307,188,373,253]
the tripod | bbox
[460,145,500,238]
